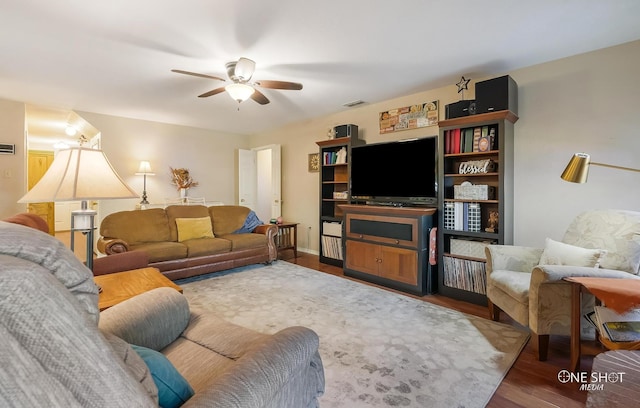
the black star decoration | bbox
[456,76,471,93]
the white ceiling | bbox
[2,0,640,136]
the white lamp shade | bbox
[19,148,139,202]
[225,83,255,102]
[135,160,155,175]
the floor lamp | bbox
[561,153,640,183]
[18,147,139,270]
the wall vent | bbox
[342,100,366,108]
[0,144,16,154]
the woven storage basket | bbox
[454,183,495,200]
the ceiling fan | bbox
[172,57,303,106]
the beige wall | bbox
[0,105,249,223]
[76,112,249,219]
[251,40,640,252]
[510,40,640,246]
[248,84,459,254]
[0,99,26,218]
[2,40,639,252]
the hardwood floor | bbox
[286,252,595,408]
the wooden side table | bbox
[566,277,640,371]
[275,222,298,259]
[94,267,182,311]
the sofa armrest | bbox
[97,237,130,255]
[3,213,49,233]
[485,245,543,274]
[531,265,640,285]
[0,256,156,407]
[182,326,324,408]
[99,287,190,351]
[253,224,278,262]
[92,251,149,276]
[528,265,640,335]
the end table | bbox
[275,222,298,259]
[95,267,182,311]
[566,276,640,371]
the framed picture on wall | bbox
[379,100,439,134]
[308,153,319,172]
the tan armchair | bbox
[485,209,640,360]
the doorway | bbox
[26,150,55,234]
[238,144,281,223]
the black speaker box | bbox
[445,100,476,119]
[335,124,358,138]
[475,75,518,115]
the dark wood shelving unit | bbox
[437,110,518,305]
[316,131,364,266]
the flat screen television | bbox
[350,136,438,206]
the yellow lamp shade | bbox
[561,153,591,184]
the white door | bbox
[238,149,257,210]
[265,144,281,220]
[238,145,281,222]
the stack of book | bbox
[587,306,640,344]
[322,147,347,165]
[321,221,343,260]
[321,235,343,260]
[444,202,481,232]
[442,256,487,294]
[444,125,497,154]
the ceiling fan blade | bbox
[251,89,270,105]
[171,69,225,82]
[235,58,256,81]
[254,80,303,90]
[198,87,226,98]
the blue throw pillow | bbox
[130,344,195,408]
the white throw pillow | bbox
[539,238,607,267]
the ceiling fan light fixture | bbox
[225,83,255,103]
[234,58,256,82]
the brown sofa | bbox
[97,205,277,280]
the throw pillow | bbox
[130,344,194,408]
[539,238,607,267]
[175,217,214,242]
[103,333,158,404]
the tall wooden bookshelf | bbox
[316,133,364,266]
[437,110,518,305]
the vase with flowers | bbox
[170,167,199,200]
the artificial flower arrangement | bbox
[170,167,199,190]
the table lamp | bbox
[135,160,155,206]
[561,153,640,183]
[18,147,139,270]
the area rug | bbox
[178,261,529,408]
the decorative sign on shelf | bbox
[458,159,496,175]
[379,101,439,134]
